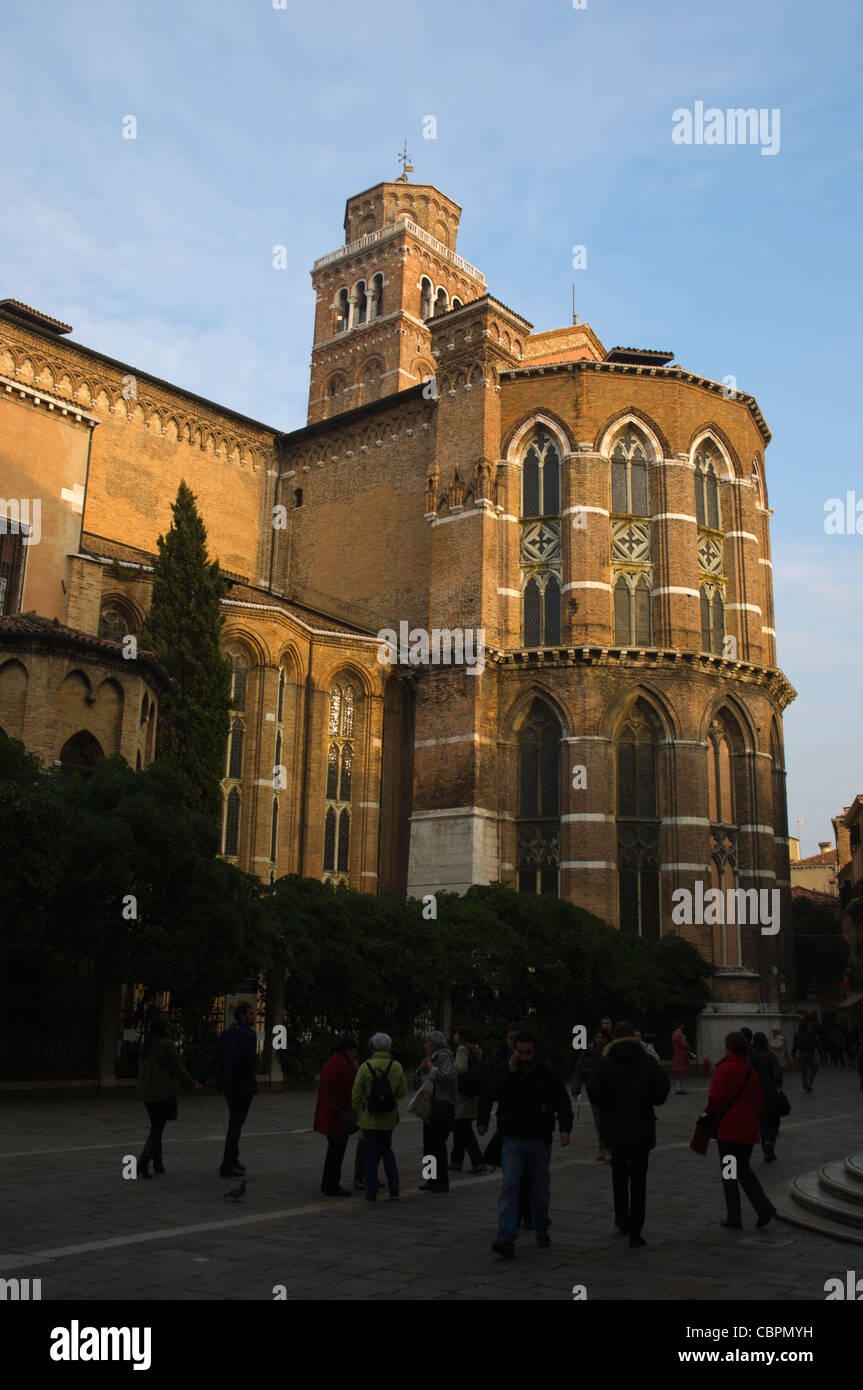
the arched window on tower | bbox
[334,287,349,334]
[520,433,562,646]
[517,701,560,895]
[700,583,725,654]
[616,701,660,937]
[419,277,433,321]
[270,798,279,865]
[433,287,449,317]
[223,787,241,857]
[323,681,356,885]
[352,280,367,327]
[370,273,384,320]
[610,429,654,646]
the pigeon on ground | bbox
[223,1181,246,1201]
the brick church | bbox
[0,173,796,1032]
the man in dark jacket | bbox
[791,1020,818,1093]
[490,1031,572,1257]
[201,1001,258,1178]
[587,1020,670,1248]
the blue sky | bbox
[2,0,861,853]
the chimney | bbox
[788,836,800,862]
[818,841,831,856]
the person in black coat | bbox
[749,1031,783,1162]
[587,1020,670,1248]
[200,1001,258,1178]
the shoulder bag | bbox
[697,1064,753,1143]
[323,1073,359,1136]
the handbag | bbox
[323,1076,358,1136]
[776,1088,791,1118]
[428,1077,455,1129]
[697,1063,753,1143]
[408,1079,434,1123]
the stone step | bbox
[788,1170,863,1230]
[819,1160,863,1207]
[844,1153,863,1186]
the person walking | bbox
[749,1030,783,1163]
[136,1015,201,1178]
[792,1019,818,1093]
[450,1027,489,1175]
[672,1022,695,1095]
[313,1034,359,1196]
[768,1025,789,1068]
[587,1020,669,1249]
[351,1032,407,1201]
[200,1001,259,1178]
[477,1021,524,1168]
[705,1031,776,1230]
[572,1029,612,1161]
[490,1030,572,1258]
[415,1030,456,1192]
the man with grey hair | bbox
[415,1030,456,1193]
[351,1033,408,1201]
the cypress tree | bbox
[143,481,231,823]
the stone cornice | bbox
[498,358,771,445]
[489,645,795,707]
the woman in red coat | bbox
[314,1035,359,1196]
[705,1031,776,1229]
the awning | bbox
[837,993,863,1009]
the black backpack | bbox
[365,1059,396,1114]
[457,1048,485,1096]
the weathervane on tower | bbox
[396,141,414,183]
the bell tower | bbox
[307,167,487,423]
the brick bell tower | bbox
[306,163,487,424]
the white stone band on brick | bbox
[414,733,494,747]
[564,581,612,592]
[410,805,498,820]
[563,505,610,517]
[727,603,762,614]
[762,626,776,636]
[562,812,609,821]
[662,863,709,871]
[725,531,759,542]
[561,861,615,869]
[652,587,699,597]
[758,558,773,566]
[739,824,774,834]
[652,513,697,523]
[497,587,520,596]
[661,816,711,825]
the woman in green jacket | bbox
[136,1016,200,1178]
[350,1034,408,1201]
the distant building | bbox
[790,840,839,897]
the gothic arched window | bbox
[695,446,722,530]
[227,719,244,779]
[700,583,725,654]
[516,701,560,896]
[707,715,743,968]
[610,429,653,645]
[616,702,660,937]
[270,798,279,865]
[420,277,433,321]
[520,433,562,646]
[223,788,241,857]
[59,730,104,777]
[324,681,356,885]
[98,603,136,644]
[334,287,349,334]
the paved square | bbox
[1,1066,861,1301]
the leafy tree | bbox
[141,480,231,823]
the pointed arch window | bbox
[270,798,279,865]
[277,668,285,723]
[520,433,562,646]
[700,583,725,654]
[227,719,245,779]
[229,653,248,712]
[610,430,653,646]
[98,603,136,643]
[223,788,241,857]
[324,681,356,885]
[707,716,743,967]
[420,277,433,321]
[695,445,722,530]
[516,701,560,896]
[616,702,660,937]
[334,288,349,334]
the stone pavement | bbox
[1,1064,862,1301]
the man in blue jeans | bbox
[490,1030,572,1257]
